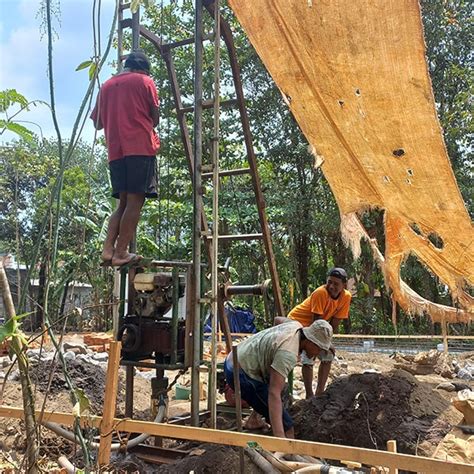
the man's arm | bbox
[150,104,159,128]
[268,368,287,438]
[330,317,342,334]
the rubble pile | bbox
[393,350,474,380]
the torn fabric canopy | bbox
[229,0,473,322]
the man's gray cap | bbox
[302,319,333,351]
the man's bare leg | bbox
[101,193,127,262]
[285,426,295,439]
[112,192,146,266]
[315,361,331,395]
[302,364,314,399]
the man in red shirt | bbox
[276,267,352,398]
[91,51,160,266]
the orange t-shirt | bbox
[288,285,352,327]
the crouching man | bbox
[224,319,333,438]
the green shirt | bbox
[237,321,302,383]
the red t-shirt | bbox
[91,72,160,162]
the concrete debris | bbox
[9,370,20,381]
[436,382,456,392]
[62,342,88,355]
[393,350,457,378]
[63,351,76,361]
[457,364,474,381]
[433,389,474,463]
[0,356,12,368]
[92,352,108,362]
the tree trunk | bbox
[0,261,39,473]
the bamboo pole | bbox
[98,341,122,466]
[0,261,39,473]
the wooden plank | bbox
[0,406,472,473]
[98,341,121,466]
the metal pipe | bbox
[150,260,194,268]
[226,284,264,296]
[209,0,221,431]
[117,0,123,72]
[43,404,167,451]
[125,365,134,418]
[231,346,243,432]
[170,268,180,364]
[57,456,75,474]
[131,9,140,51]
[231,344,245,473]
[191,0,204,426]
[121,360,186,370]
[244,448,279,474]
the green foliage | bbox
[0,89,29,112]
[0,313,30,346]
[1,2,471,335]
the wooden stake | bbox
[98,341,122,466]
[387,440,398,474]
[441,317,448,354]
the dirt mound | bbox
[31,359,122,413]
[290,369,451,455]
[153,444,263,474]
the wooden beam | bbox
[98,341,121,466]
[0,406,472,473]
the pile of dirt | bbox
[30,359,123,413]
[290,369,451,455]
[153,444,263,474]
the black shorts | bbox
[109,155,158,199]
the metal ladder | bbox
[117,0,285,426]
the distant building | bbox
[0,254,92,325]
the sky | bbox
[0,0,118,144]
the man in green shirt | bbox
[224,319,333,438]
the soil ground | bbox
[0,341,471,472]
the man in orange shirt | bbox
[276,267,351,398]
